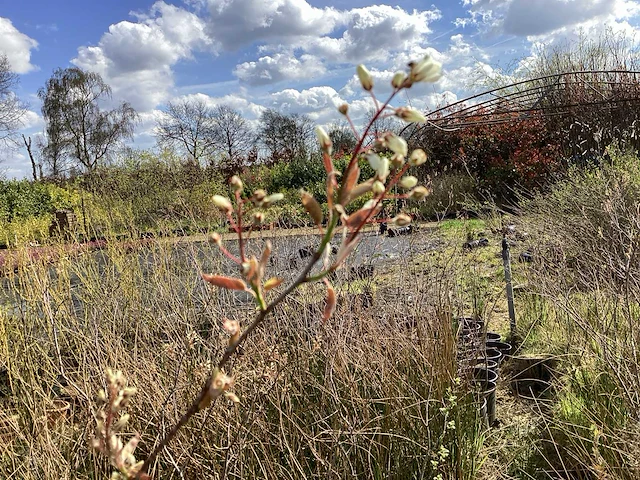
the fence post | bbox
[502,237,517,341]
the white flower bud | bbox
[408,149,427,166]
[408,186,430,200]
[356,64,373,91]
[400,176,418,190]
[391,71,407,89]
[395,107,427,123]
[408,55,442,84]
[212,195,233,212]
[385,134,408,157]
[262,192,284,207]
[372,180,385,195]
[315,126,332,154]
[366,153,390,181]
[391,213,412,227]
[230,175,243,192]
[391,153,405,169]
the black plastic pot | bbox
[484,347,503,365]
[486,341,512,360]
[473,376,497,425]
[474,357,499,373]
[485,332,501,343]
[477,397,488,427]
[473,366,498,384]
[458,316,484,333]
[510,355,556,399]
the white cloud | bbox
[306,5,441,64]
[0,17,38,73]
[234,53,326,86]
[203,0,344,50]
[232,5,441,86]
[73,1,211,112]
[173,92,266,119]
[458,0,639,40]
[503,0,614,36]
[21,110,44,131]
[267,86,345,120]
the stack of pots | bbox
[456,317,512,426]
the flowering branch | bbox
[92,52,443,479]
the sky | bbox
[1,0,640,178]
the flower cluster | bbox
[92,52,443,480]
[202,54,442,325]
[92,369,148,480]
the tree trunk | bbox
[22,134,38,181]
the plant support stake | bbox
[502,238,516,341]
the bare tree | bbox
[0,55,26,147]
[211,104,253,173]
[258,109,315,161]
[38,67,138,172]
[21,134,40,180]
[365,107,402,140]
[327,122,357,156]
[156,98,218,165]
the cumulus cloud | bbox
[503,0,614,36]
[459,0,638,39]
[0,17,38,73]
[306,5,441,64]
[203,0,344,50]
[220,0,441,85]
[73,1,211,111]
[234,53,326,86]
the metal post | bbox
[502,237,517,341]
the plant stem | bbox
[138,215,339,477]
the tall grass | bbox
[0,229,486,478]
[513,148,640,478]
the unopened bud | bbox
[208,232,222,246]
[338,103,349,115]
[391,71,407,89]
[212,195,233,213]
[315,126,332,154]
[230,175,243,193]
[372,180,385,196]
[113,414,130,431]
[399,176,418,189]
[408,54,442,84]
[96,389,107,405]
[409,149,427,166]
[391,213,412,227]
[224,391,240,403]
[222,318,240,336]
[391,153,405,169]
[395,106,426,123]
[366,153,389,181]
[385,134,408,157]
[408,186,430,200]
[356,64,373,91]
[252,189,267,206]
[301,189,323,226]
[253,212,264,225]
[263,193,284,207]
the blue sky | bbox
[2,0,640,177]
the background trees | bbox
[0,54,26,148]
[258,109,315,162]
[155,98,218,166]
[155,100,253,175]
[38,67,138,174]
[210,104,254,174]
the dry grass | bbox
[0,226,489,479]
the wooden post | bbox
[502,237,517,341]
